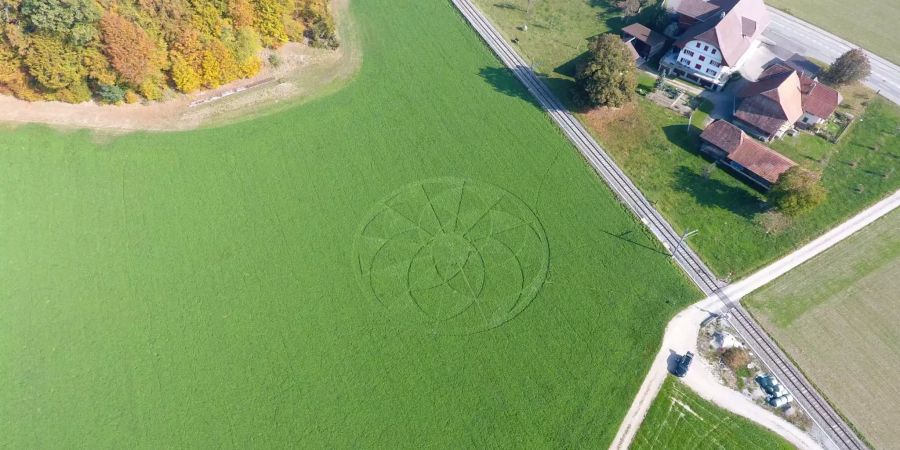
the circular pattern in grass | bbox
[356,178,549,334]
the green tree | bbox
[20,0,100,42]
[769,167,827,216]
[575,33,637,108]
[96,83,125,103]
[822,49,871,86]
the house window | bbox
[696,42,701,48]
[684,50,695,57]
[704,45,709,51]
[711,49,717,54]
[695,64,702,69]
[710,60,720,67]
[680,58,690,65]
[706,68,717,75]
[699,55,706,61]
[802,116,809,123]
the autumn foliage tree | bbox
[0,0,339,103]
[100,13,158,86]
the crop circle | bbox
[355,178,549,334]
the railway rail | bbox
[450,1,868,448]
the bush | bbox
[722,348,750,371]
[268,53,281,68]
[123,90,141,104]
[96,84,125,104]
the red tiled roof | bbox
[700,119,744,150]
[739,64,841,129]
[800,77,841,119]
[701,120,796,184]
[674,0,769,66]
[674,0,722,19]
[736,69,804,136]
[622,23,667,47]
[729,138,796,184]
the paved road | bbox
[613,191,898,450]
[610,296,822,450]
[450,1,874,449]
[764,7,900,105]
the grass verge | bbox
[743,209,899,450]
[632,376,795,449]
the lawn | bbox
[0,0,701,448]
[632,376,795,450]
[472,0,661,102]
[588,95,900,277]
[744,209,899,450]
[766,0,900,65]
[472,0,900,277]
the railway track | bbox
[450,1,868,448]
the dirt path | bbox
[610,297,822,450]
[611,191,900,450]
[0,0,358,133]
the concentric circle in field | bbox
[355,178,549,334]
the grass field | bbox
[0,0,702,448]
[744,209,900,449]
[590,96,900,277]
[766,0,900,65]
[473,0,900,277]
[472,0,661,103]
[632,377,795,450]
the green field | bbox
[473,0,900,277]
[0,0,702,448]
[744,209,900,449]
[766,0,900,65]
[632,377,795,450]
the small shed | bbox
[621,23,667,63]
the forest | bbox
[0,0,338,103]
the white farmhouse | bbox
[660,0,770,90]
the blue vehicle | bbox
[673,351,694,377]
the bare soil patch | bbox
[0,0,358,133]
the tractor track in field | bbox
[450,1,876,449]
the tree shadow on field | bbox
[589,0,667,33]
[599,229,669,256]
[478,66,543,108]
[493,2,523,11]
[671,166,762,219]
[662,124,704,155]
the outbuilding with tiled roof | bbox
[699,120,797,189]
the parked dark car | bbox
[673,351,694,377]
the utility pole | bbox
[672,229,698,257]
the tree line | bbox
[0,0,338,104]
